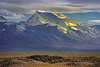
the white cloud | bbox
[89,20,100,23]
[79,20,100,26]
[0,9,25,19]
[87,20,100,25]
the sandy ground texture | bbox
[0,52,100,67]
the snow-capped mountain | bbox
[26,10,98,40]
[0,10,100,50]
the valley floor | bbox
[0,52,100,67]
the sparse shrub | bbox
[0,58,18,67]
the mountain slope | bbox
[91,25,100,38]
[26,10,98,40]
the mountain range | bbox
[0,10,100,50]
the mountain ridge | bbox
[26,10,98,40]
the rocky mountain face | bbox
[0,16,7,22]
[0,10,100,50]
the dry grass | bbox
[0,53,100,67]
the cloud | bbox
[89,20,100,23]
[66,4,84,7]
[0,9,25,19]
[0,0,100,14]
[87,20,100,25]
[0,0,43,4]
[79,20,100,26]
[67,0,100,4]
[52,1,100,13]
[47,5,92,13]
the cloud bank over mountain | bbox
[0,0,100,14]
[0,0,100,25]
[0,9,25,19]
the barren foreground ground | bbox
[0,52,100,67]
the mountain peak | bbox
[37,10,49,13]
[36,10,67,19]
[26,10,80,27]
[26,10,98,39]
